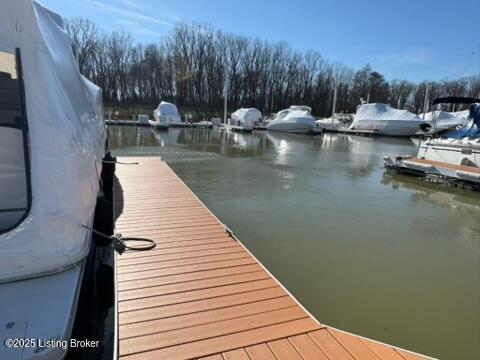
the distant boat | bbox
[150,101,181,128]
[0,1,107,359]
[420,109,469,133]
[267,106,316,134]
[230,108,262,132]
[316,114,353,132]
[349,103,425,136]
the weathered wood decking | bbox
[114,157,430,360]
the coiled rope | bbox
[81,225,156,254]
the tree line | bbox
[66,18,480,118]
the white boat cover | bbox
[274,106,314,122]
[231,108,262,127]
[0,0,105,282]
[154,101,181,124]
[420,110,469,130]
[352,103,422,124]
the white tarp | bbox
[154,101,181,124]
[353,103,421,123]
[0,0,105,282]
[420,110,469,130]
[231,108,262,128]
[267,106,316,133]
[274,106,315,123]
[349,104,426,136]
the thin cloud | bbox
[114,19,164,38]
[83,0,176,27]
[377,49,433,67]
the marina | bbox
[1,1,479,360]
[109,126,480,360]
[113,157,429,360]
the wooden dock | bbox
[113,157,431,360]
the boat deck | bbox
[405,157,480,174]
[114,157,430,360]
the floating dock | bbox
[113,157,431,360]
[105,121,218,129]
[105,120,149,126]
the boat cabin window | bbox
[0,50,30,233]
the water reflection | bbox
[382,173,480,255]
[108,126,480,360]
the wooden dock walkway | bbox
[113,157,431,360]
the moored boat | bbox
[0,1,109,359]
[152,101,181,126]
[267,106,316,134]
[230,108,262,132]
[349,103,426,136]
[384,97,480,189]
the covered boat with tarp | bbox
[150,101,181,128]
[384,97,480,190]
[230,108,262,132]
[420,108,469,133]
[0,1,107,359]
[267,106,316,134]
[349,103,425,136]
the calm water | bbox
[109,126,480,360]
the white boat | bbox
[349,103,426,136]
[0,1,107,359]
[316,114,353,132]
[267,106,316,134]
[230,108,262,132]
[384,97,480,188]
[420,109,469,132]
[152,101,181,127]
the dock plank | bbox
[267,339,303,359]
[114,157,431,360]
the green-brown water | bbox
[109,126,480,360]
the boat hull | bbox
[418,140,480,166]
[0,260,86,360]
[267,122,315,134]
[349,119,422,136]
[148,120,169,129]
[230,125,253,133]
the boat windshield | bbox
[0,49,30,233]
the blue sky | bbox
[41,0,480,82]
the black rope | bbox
[81,225,156,254]
[102,160,139,165]
[116,234,156,253]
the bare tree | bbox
[65,17,480,118]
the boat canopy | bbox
[432,96,480,105]
[154,101,181,124]
[231,108,262,127]
[0,0,105,282]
